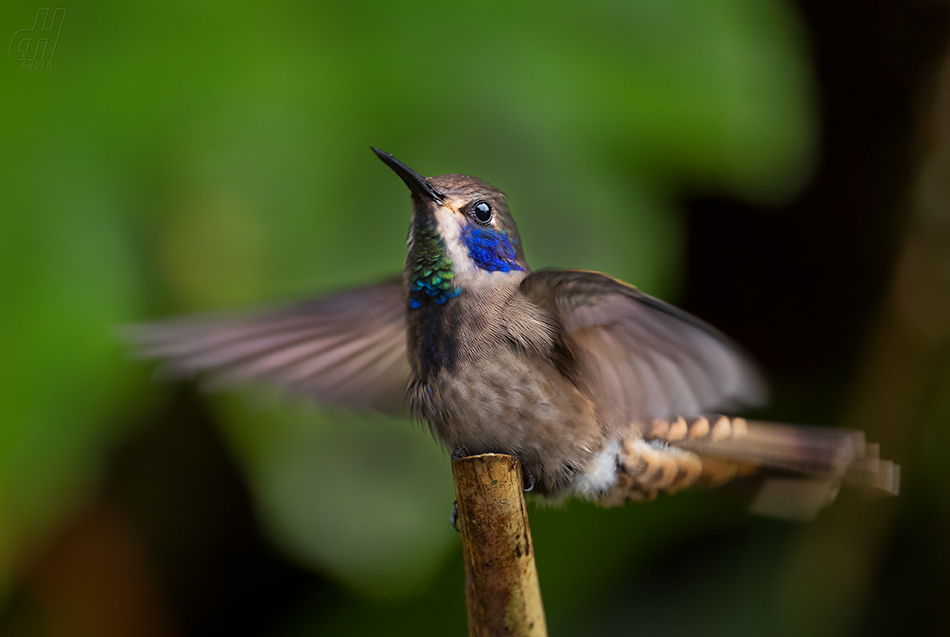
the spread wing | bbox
[521,271,899,512]
[125,279,411,415]
[520,270,767,429]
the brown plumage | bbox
[126,149,899,518]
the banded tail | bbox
[589,417,899,519]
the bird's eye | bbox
[472,201,493,224]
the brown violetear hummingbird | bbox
[129,148,898,519]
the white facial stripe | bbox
[433,202,473,269]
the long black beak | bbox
[371,147,444,204]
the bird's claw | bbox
[451,447,469,462]
[450,500,460,532]
[523,472,536,492]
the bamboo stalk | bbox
[451,453,547,637]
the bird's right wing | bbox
[124,279,412,415]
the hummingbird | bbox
[130,148,898,517]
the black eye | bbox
[472,200,493,224]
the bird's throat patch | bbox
[408,216,461,308]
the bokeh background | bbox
[2,1,950,635]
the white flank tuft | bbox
[571,440,620,498]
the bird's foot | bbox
[523,472,536,492]
[509,451,535,492]
[450,500,459,532]
[450,447,469,462]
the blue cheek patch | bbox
[460,224,524,273]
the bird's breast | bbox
[407,301,462,381]
[405,290,604,495]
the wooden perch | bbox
[451,453,548,637]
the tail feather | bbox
[642,416,899,518]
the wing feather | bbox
[125,278,410,415]
[521,270,767,427]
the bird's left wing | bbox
[520,270,898,509]
[125,278,411,415]
[520,270,767,429]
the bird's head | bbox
[373,148,528,308]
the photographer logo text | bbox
[9,9,66,70]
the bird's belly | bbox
[422,350,603,494]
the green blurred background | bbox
[2,1,949,635]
